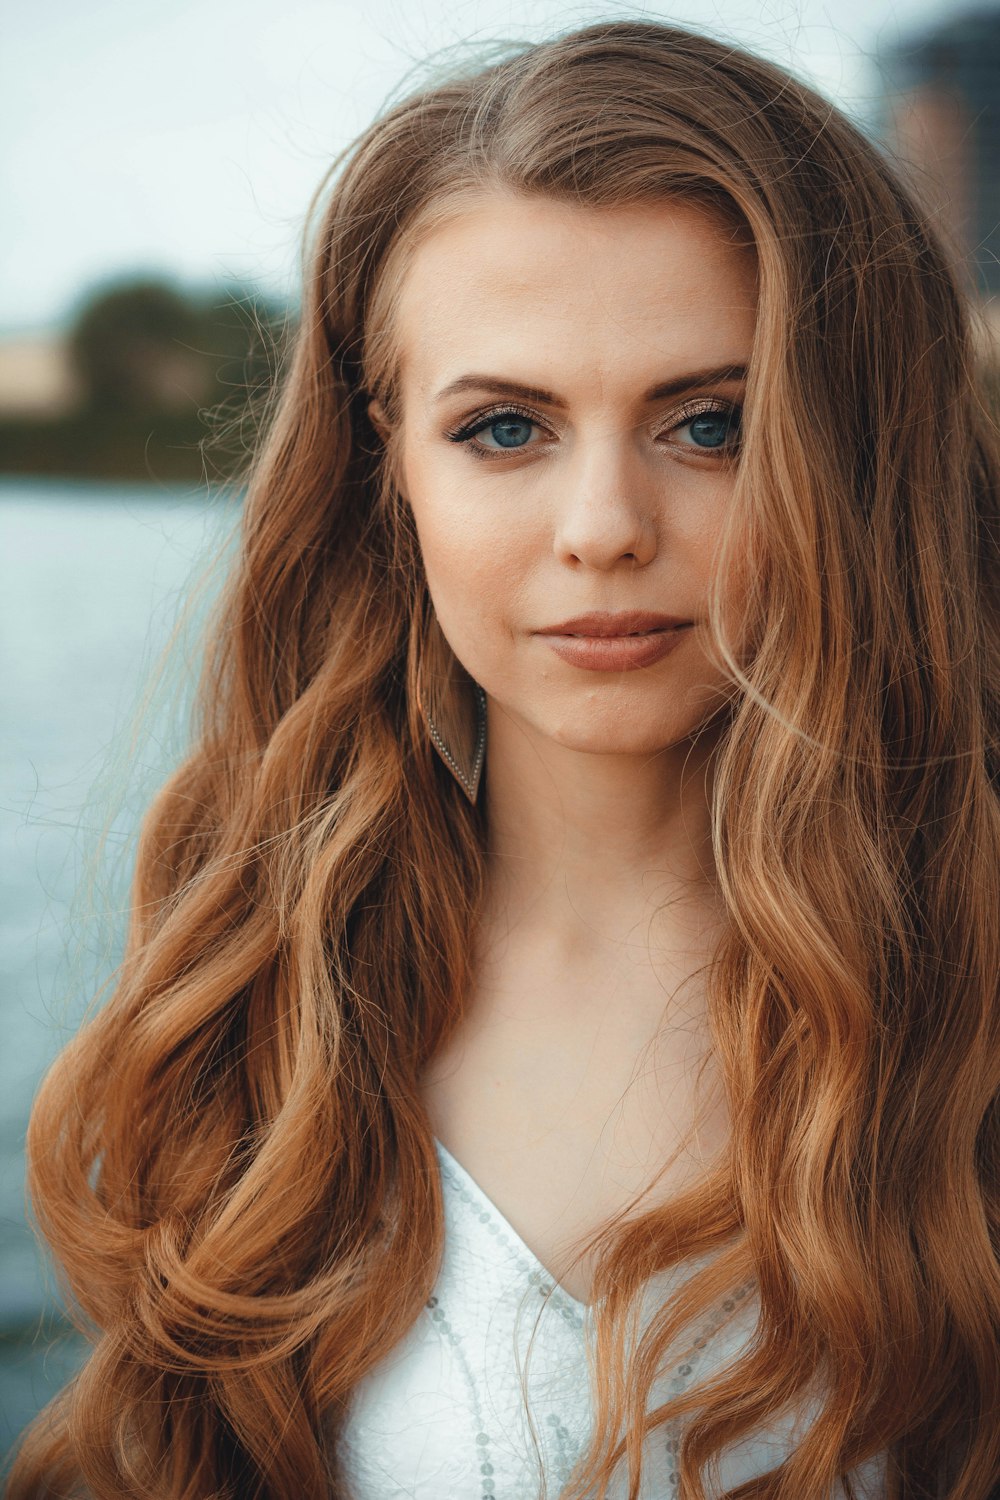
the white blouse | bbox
[334,1139,888,1499]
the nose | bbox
[551,430,658,571]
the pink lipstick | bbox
[534,610,693,672]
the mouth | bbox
[537,611,693,638]
[562,625,685,637]
[536,621,693,673]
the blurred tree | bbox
[0,275,294,480]
[195,286,290,425]
[69,279,210,414]
[67,277,291,420]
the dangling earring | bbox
[415,610,487,805]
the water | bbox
[0,476,237,1459]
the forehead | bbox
[393,193,758,400]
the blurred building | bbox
[0,331,78,417]
[877,5,1000,347]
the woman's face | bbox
[385,193,757,757]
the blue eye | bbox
[679,407,741,450]
[446,404,542,457]
[445,399,742,461]
[482,414,534,448]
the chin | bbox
[494,672,737,757]
[543,715,699,757]
[536,690,735,758]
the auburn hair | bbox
[8,20,999,1500]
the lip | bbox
[536,610,692,637]
[534,612,694,673]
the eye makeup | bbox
[443,397,743,462]
[444,402,541,448]
[660,397,743,451]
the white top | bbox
[334,1139,888,1499]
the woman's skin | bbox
[373,194,758,1302]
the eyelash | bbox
[444,398,743,462]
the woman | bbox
[9,19,999,1500]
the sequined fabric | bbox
[334,1140,887,1499]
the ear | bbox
[367,396,410,504]
[367,397,391,441]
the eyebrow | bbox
[432,364,748,407]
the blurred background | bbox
[3,0,999,1465]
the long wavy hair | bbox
[9,20,1000,1500]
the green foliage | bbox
[69,280,205,414]
[0,275,294,482]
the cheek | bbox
[405,460,531,643]
[675,478,744,590]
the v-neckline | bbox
[433,1136,591,1314]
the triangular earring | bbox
[414,611,487,804]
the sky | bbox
[2,0,962,332]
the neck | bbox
[481,708,726,964]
